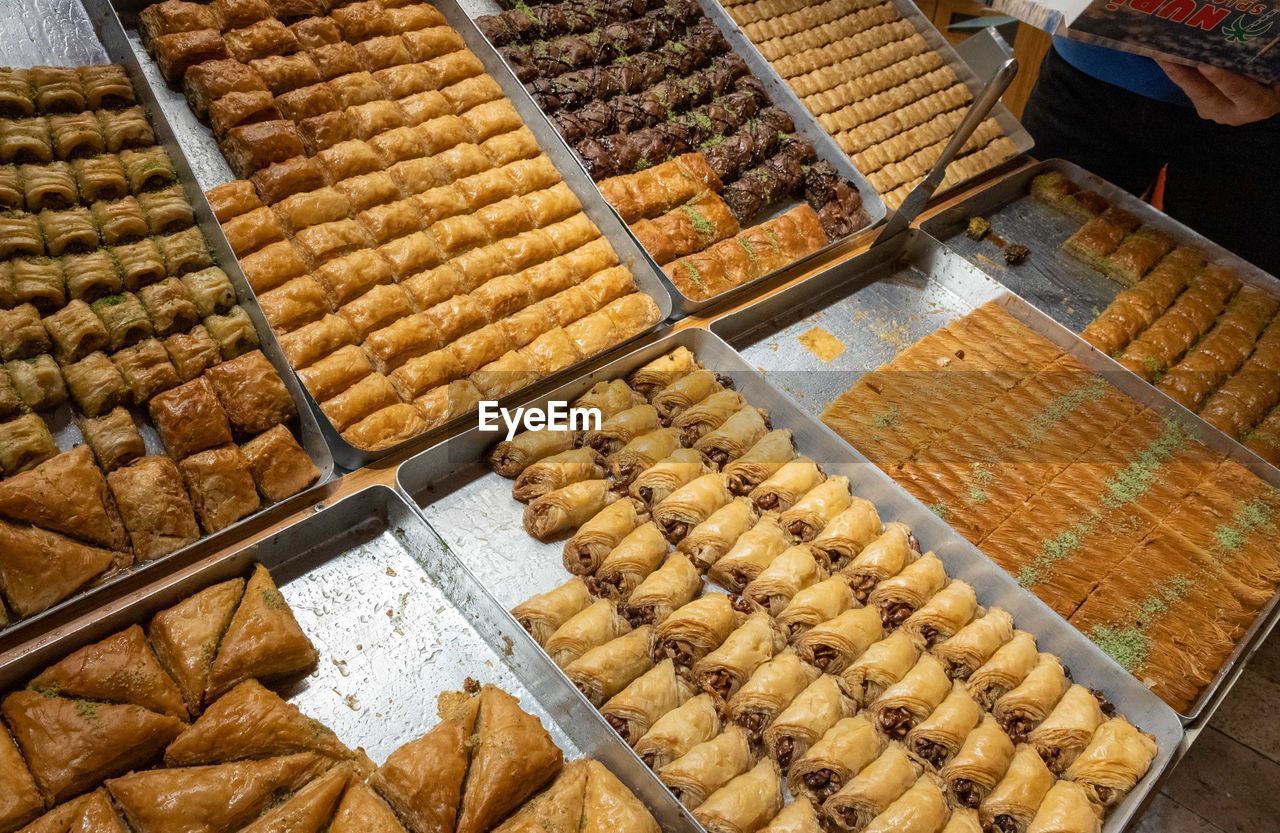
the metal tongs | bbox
[874,55,1020,246]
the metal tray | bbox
[0,483,700,833]
[0,0,335,650]
[460,0,889,317]
[710,229,1280,725]
[395,326,1183,833]
[99,0,675,471]
[885,0,1033,200]
[920,159,1280,334]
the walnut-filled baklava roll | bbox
[840,630,922,708]
[749,456,825,512]
[941,715,1016,810]
[1062,717,1157,807]
[724,429,795,495]
[780,476,852,541]
[489,427,575,476]
[778,576,855,640]
[906,681,983,772]
[674,389,749,445]
[868,552,948,628]
[545,598,631,667]
[594,521,669,599]
[636,691,722,769]
[903,581,980,650]
[602,657,694,746]
[678,497,758,571]
[563,496,648,574]
[727,650,820,738]
[764,675,854,770]
[629,346,700,400]
[708,516,791,593]
[659,725,757,809]
[566,625,655,706]
[653,369,724,420]
[869,654,953,740]
[841,522,918,600]
[695,405,770,468]
[863,775,950,833]
[760,797,823,833]
[584,403,661,455]
[630,447,709,507]
[795,606,884,674]
[576,378,646,417]
[693,611,786,702]
[525,479,619,541]
[610,427,681,486]
[624,554,702,625]
[743,545,829,616]
[790,715,885,804]
[513,577,592,646]
[968,631,1039,710]
[693,758,784,833]
[1025,781,1102,833]
[994,653,1071,743]
[512,447,607,502]
[979,745,1055,833]
[654,473,733,542]
[809,498,882,572]
[655,593,744,667]
[1027,686,1107,775]
[823,743,922,832]
[932,608,1015,680]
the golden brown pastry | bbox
[512,577,593,647]
[780,476,852,541]
[634,692,722,770]
[562,497,647,574]
[823,744,922,832]
[0,519,119,619]
[3,690,183,804]
[777,576,855,641]
[724,430,796,495]
[164,679,352,766]
[862,775,950,833]
[1025,781,1102,833]
[623,554,702,626]
[692,758,784,833]
[0,445,128,550]
[906,681,983,772]
[978,745,1055,833]
[545,599,631,668]
[659,726,757,809]
[809,499,883,572]
[1062,717,1157,807]
[692,611,786,702]
[868,553,948,629]
[331,780,410,833]
[30,624,186,720]
[869,654,953,741]
[593,522,669,600]
[749,457,825,512]
[839,630,921,708]
[0,718,42,832]
[581,760,661,833]
[513,448,607,503]
[204,564,318,701]
[840,523,918,601]
[108,753,330,833]
[653,473,733,542]
[742,545,829,616]
[1027,686,1107,775]
[565,625,655,706]
[931,608,1014,680]
[526,480,620,542]
[968,631,1039,710]
[726,650,820,738]
[147,577,245,714]
[239,764,352,833]
[763,675,854,770]
[941,715,1016,810]
[707,516,791,593]
[994,654,1071,744]
[794,605,884,674]
[629,448,710,508]
[653,593,743,667]
[601,658,694,745]
[902,581,980,650]
[790,715,884,804]
[676,497,758,572]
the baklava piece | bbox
[108,455,201,562]
[179,444,261,532]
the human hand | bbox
[1157,61,1280,126]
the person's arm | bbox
[1157,61,1280,126]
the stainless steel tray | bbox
[395,326,1183,833]
[0,0,335,650]
[919,159,1280,334]
[0,483,700,833]
[461,0,889,317]
[886,0,1033,200]
[100,0,675,471]
[710,229,1280,725]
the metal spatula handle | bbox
[874,56,1020,245]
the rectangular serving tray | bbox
[458,0,890,317]
[394,325,1184,833]
[0,0,336,651]
[0,482,703,833]
[96,0,675,470]
[709,229,1280,726]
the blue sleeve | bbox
[1053,37,1191,106]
